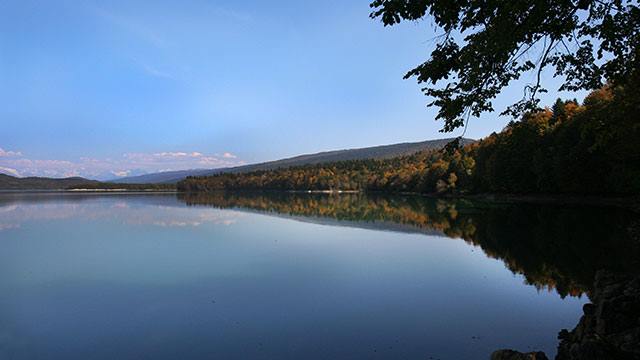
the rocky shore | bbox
[493,270,640,360]
[556,271,640,360]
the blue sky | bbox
[0,0,586,179]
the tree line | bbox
[178,83,639,196]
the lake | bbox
[1,192,637,359]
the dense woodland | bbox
[0,174,101,190]
[179,84,640,196]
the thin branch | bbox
[531,37,557,101]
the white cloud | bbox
[153,152,199,158]
[0,166,21,177]
[0,150,243,180]
[0,148,22,157]
[111,170,131,177]
[140,63,175,80]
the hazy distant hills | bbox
[110,168,216,184]
[113,138,474,184]
[0,138,473,189]
[0,174,100,190]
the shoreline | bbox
[419,192,640,208]
[1,188,638,208]
[181,188,640,208]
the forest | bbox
[178,83,639,196]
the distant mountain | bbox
[110,168,217,184]
[113,138,474,184]
[0,174,100,190]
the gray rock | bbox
[556,270,640,360]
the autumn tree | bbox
[369,0,640,132]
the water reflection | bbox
[2,192,637,298]
[179,192,640,298]
[0,193,242,230]
[1,192,638,359]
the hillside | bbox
[0,174,100,190]
[178,85,640,196]
[113,138,474,184]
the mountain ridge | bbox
[112,137,474,184]
[0,174,100,190]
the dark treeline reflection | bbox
[179,192,639,298]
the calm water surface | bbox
[1,192,637,359]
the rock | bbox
[557,329,570,340]
[582,303,596,316]
[491,349,549,360]
[556,270,640,360]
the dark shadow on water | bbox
[179,191,640,299]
